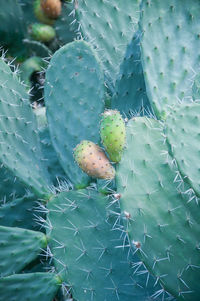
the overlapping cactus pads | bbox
[0,0,199,301]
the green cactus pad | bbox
[0,272,61,301]
[45,41,104,187]
[0,0,25,57]
[0,164,26,202]
[165,102,200,198]
[76,0,141,88]
[100,110,126,163]
[55,1,76,45]
[0,58,51,198]
[0,194,44,231]
[111,32,152,117]
[23,39,52,57]
[140,0,200,118]
[39,125,67,185]
[116,117,200,300]
[47,189,154,301]
[0,225,47,276]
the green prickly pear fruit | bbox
[33,0,54,25]
[41,0,62,19]
[30,23,55,42]
[100,109,126,163]
[74,140,115,179]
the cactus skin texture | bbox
[0,273,61,301]
[41,0,62,19]
[74,140,115,180]
[76,0,141,89]
[47,189,156,301]
[45,40,105,187]
[0,194,43,231]
[140,0,200,118]
[165,102,200,198]
[100,110,126,163]
[30,23,56,42]
[116,117,200,300]
[0,58,51,198]
[0,225,47,277]
[111,32,152,117]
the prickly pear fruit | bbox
[100,110,126,163]
[74,140,115,179]
[30,23,55,42]
[33,0,54,25]
[41,0,61,19]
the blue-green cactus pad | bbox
[192,74,200,100]
[76,0,141,88]
[116,117,200,300]
[45,41,104,187]
[0,225,47,276]
[55,1,76,45]
[0,272,61,301]
[0,194,43,231]
[0,58,51,197]
[47,189,154,301]
[0,0,25,56]
[165,102,200,198]
[0,163,26,202]
[140,0,200,118]
[112,32,152,117]
[23,39,52,58]
[39,126,67,185]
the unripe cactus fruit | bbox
[33,0,54,25]
[100,109,126,163]
[41,0,62,19]
[74,140,115,179]
[30,23,55,42]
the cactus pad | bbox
[140,0,200,118]
[45,41,104,187]
[116,117,200,300]
[0,273,61,301]
[0,225,47,276]
[165,102,200,197]
[0,58,51,197]
[47,189,155,301]
[76,0,141,88]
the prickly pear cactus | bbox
[44,40,105,187]
[46,189,157,301]
[75,0,141,89]
[140,0,200,118]
[116,117,200,300]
